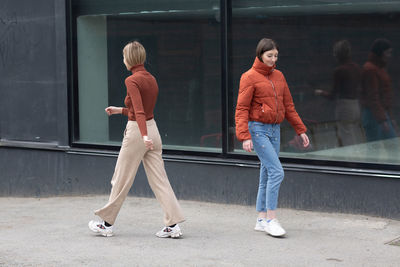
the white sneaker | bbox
[155,224,182,238]
[254,218,268,231]
[88,220,114,237]
[265,219,286,237]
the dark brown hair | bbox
[256,38,279,61]
[370,38,392,57]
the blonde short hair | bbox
[123,41,146,67]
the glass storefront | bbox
[73,0,221,152]
[71,0,400,165]
[230,0,400,164]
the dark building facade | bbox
[1,0,400,219]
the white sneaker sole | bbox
[254,226,265,232]
[171,231,183,239]
[88,221,113,237]
[100,232,114,237]
[156,231,183,239]
[265,228,286,237]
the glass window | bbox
[230,1,400,165]
[73,0,221,152]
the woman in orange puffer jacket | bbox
[235,38,309,237]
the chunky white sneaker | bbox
[254,218,268,231]
[155,224,182,238]
[265,219,286,237]
[88,220,114,237]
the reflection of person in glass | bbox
[235,38,309,237]
[315,40,364,146]
[88,41,184,238]
[361,38,397,141]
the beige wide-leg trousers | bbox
[95,119,185,226]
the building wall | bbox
[1,146,399,219]
[0,0,68,146]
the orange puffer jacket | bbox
[235,57,307,141]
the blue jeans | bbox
[362,108,396,142]
[249,121,284,212]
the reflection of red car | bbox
[285,118,343,152]
[200,119,340,151]
[287,134,313,151]
[200,133,222,147]
[287,118,316,151]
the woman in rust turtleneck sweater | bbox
[88,41,184,238]
[315,40,364,146]
[235,38,309,237]
[361,38,398,141]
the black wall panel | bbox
[1,147,399,219]
[0,0,68,145]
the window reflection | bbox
[76,5,221,152]
[314,40,364,147]
[231,1,400,164]
[74,0,400,164]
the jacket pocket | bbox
[259,103,274,122]
[261,103,272,113]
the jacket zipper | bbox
[267,76,279,124]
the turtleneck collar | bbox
[130,64,146,73]
[367,52,386,68]
[252,57,275,76]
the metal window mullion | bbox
[220,0,232,156]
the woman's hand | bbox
[143,136,154,150]
[243,139,253,152]
[105,106,122,116]
[300,133,310,148]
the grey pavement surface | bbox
[1,196,400,267]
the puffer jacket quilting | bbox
[235,57,307,141]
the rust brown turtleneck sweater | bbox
[121,64,158,136]
[361,53,393,122]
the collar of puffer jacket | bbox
[252,57,275,76]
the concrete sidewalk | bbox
[1,196,399,266]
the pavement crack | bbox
[326,258,343,262]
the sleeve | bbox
[330,68,342,99]
[362,69,386,122]
[235,74,255,141]
[121,107,129,116]
[282,76,307,135]
[125,78,148,136]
